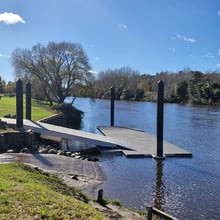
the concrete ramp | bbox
[1,118,118,149]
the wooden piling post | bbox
[26,82,31,120]
[110,86,115,126]
[97,189,104,205]
[16,79,23,129]
[146,206,153,220]
[154,80,165,159]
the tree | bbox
[188,71,203,102]
[0,76,6,93]
[176,80,188,102]
[94,66,140,99]
[4,81,16,96]
[11,42,92,104]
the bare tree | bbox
[94,66,140,99]
[11,42,92,104]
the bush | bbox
[57,103,84,129]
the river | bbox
[70,97,220,220]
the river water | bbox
[71,97,220,220]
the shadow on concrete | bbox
[30,120,48,130]
[32,154,53,167]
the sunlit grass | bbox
[0,163,105,220]
[0,96,54,121]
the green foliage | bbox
[92,68,220,105]
[2,65,220,105]
[188,71,220,104]
[0,163,105,220]
[176,80,188,103]
[100,197,122,207]
[0,76,6,93]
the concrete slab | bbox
[1,118,192,158]
[97,126,192,158]
[1,118,118,149]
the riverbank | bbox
[0,162,104,219]
[0,153,147,219]
[0,153,105,195]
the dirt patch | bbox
[91,202,146,220]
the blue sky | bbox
[1,0,220,82]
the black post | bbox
[26,82,31,120]
[156,80,164,158]
[97,189,104,205]
[146,207,153,220]
[16,79,23,129]
[110,86,115,126]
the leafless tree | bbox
[11,42,92,104]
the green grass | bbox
[0,96,54,121]
[0,163,106,220]
[101,197,122,207]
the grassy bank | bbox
[0,99,106,219]
[0,96,54,121]
[0,163,105,220]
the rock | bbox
[65,151,72,157]
[87,156,92,161]
[90,157,99,162]
[30,145,39,152]
[81,156,87,160]
[48,148,58,154]
[7,149,15,153]
[71,152,79,157]
[70,175,79,180]
[57,150,64,155]
[20,148,30,153]
[38,148,48,154]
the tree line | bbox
[88,68,220,105]
[1,41,220,105]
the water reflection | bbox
[152,160,165,210]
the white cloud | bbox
[0,53,9,58]
[202,52,214,59]
[217,11,220,17]
[218,49,220,56]
[94,56,100,62]
[184,37,196,43]
[216,63,220,68]
[168,47,176,52]
[87,70,97,75]
[0,12,25,24]
[177,34,196,43]
[118,23,127,29]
